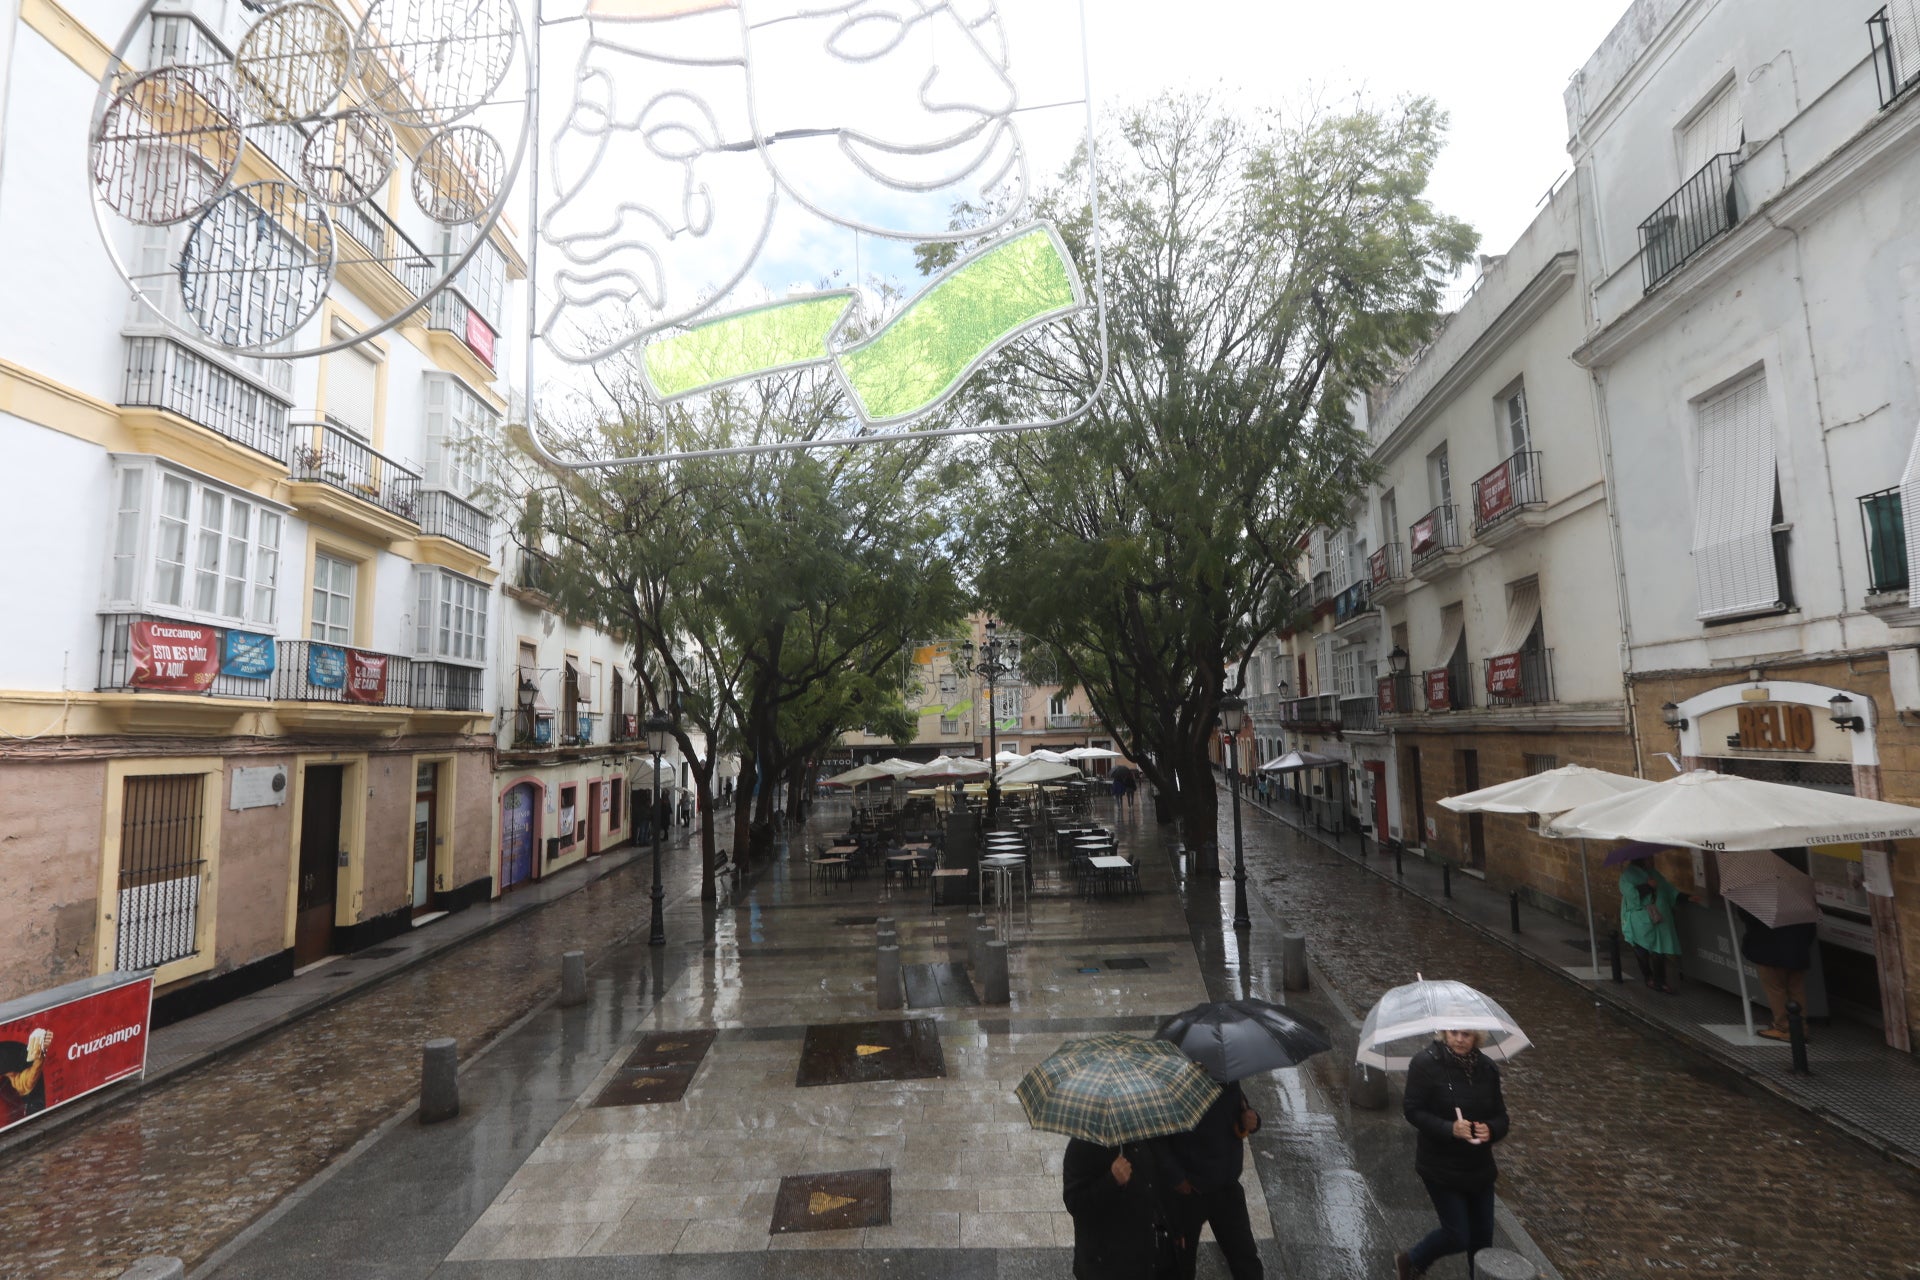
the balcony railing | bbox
[419,488,491,553]
[412,661,486,712]
[290,420,421,524]
[1339,694,1379,734]
[332,200,434,299]
[610,712,640,742]
[1048,712,1090,728]
[1311,570,1333,605]
[1484,648,1555,707]
[565,711,598,746]
[97,613,274,699]
[1472,449,1545,534]
[1377,672,1417,715]
[428,287,497,368]
[1333,579,1372,624]
[1408,505,1462,569]
[1369,542,1407,588]
[1640,152,1741,293]
[1860,488,1908,594]
[1281,693,1340,728]
[276,640,413,707]
[517,549,558,595]
[122,335,292,461]
[1870,5,1920,108]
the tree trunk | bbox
[1174,749,1220,873]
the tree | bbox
[963,93,1475,866]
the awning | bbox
[1494,580,1541,656]
[1435,607,1465,669]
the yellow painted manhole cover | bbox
[808,1192,857,1215]
[770,1168,892,1234]
[855,1044,889,1056]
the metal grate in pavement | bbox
[768,1167,891,1233]
[796,1018,945,1086]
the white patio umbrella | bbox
[1439,764,1656,977]
[823,763,895,787]
[1028,748,1075,763]
[871,758,924,776]
[992,749,1026,764]
[1356,977,1532,1069]
[904,754,992,781]
[1258,750,1338,773]
[1547,770,1920,1037]
[1000,758,1083,786]
[1064,746,1122,761]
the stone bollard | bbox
[118,1259,184,1280]
[981,940,1011,1004]
[420,1037,459,1124]
[1471,1247,1537,1280]
[875,929,898,952]
[1348,1060,1388,1111]
[971,922,996,975]
[1282,933,1309,991]
[958,912,986,962]
[877,944,902,1010]
[875,917,896,941]
[559,950,587,1007]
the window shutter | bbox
[1900,421,1920,590]
[423,375,450,488]
[415,568,433,656]
[327,346,379,437]
[1308,529,1326,576]
[1691,376,1780,619]
[1680,83,1742,176]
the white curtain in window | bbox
[1900,419,1920,588]
[1691,375,1779,620]
[1495,580,1542,655]
[1315,635,1333,695]
[1436,606,1465,671]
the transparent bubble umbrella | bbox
[1356,977,1531,1070]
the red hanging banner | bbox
[1487,652,1524,696]
[1424,668,1451,711]
[129,621,219,691]
[465,308,495,367]
[1377,675,1397,714]
[345,650,388,703]
[1476,462,1514,527]
[1409,514,1438,558]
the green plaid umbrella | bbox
[1015,1033,1221,1146]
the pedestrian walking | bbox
[1395,1030,1510,1280]
[1739,910,1818,1042]
[1162,1080,1263,1280]
[1619,855,1689,993]
[656,793,672,839]
[1063,1137,1180,1280]
[678,789,693,827]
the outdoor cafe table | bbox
[1086,854,1134,898]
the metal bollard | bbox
[1393,841,1404,877]
[981,939,1011,1004]
[1442,864,1452,898]
[118,1259,185,1280]
[1608,929,1624,984]
[1471,1247,1537,1280]
[971,922,996,975]
[875,917,896,941]
[1787,1000,1811,1075]
[1509,891,1521,934]
[420,1037,459,1124]
[559,950,587,1007]
[1348,1060,1388,1110]
[876,944,902,1010]
[1282,932,1308,991]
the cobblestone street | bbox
[1234,798,1920,1279]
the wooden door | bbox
[586,781,602,856]
[412,762,438,916]
[500,783,536,890]
[1460,750,1486,869]
[295,766,344,967]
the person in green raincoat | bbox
[1619,856,1691,993]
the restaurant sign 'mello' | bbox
[0,973,152,1135]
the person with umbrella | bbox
[1617,848,1692,994]
[1740,909,1818,1042]
[1395,1028,1511,1280]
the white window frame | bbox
[312,553,356,643]
[413,567,489,665]
[1379,488,1399,550]
[104,457,283,628]
[423,374,497,497]
[445,231,507,331]
[1499,381,1530,457]
[1691,373,1783,621]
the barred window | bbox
[116,774,206,970]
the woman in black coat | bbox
[1395,1030,1510,1279]
[1062,1137,1176,1280]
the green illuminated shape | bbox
[839,226,1078,423]
[643,292,855,400]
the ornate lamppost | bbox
[1220,694,1251,931]
[954,619,1021,822]
[645,713,675,947]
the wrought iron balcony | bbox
[290,420,421,524]
[1639,152,1741,293]
[275,640,413,707]
[412,660,486,712]
[1281,693,1340,728]
[1860,488,1907,595]
[121,335,292,462]
[1484,648,1555,708]
[1339,694,1379,734]
[1870,6,1920,108]
[428,287,497,368]
[97,613,273,699]
[1333,579,1373,624]
[1048,712,1090,728]
[1369,542,1407,590]
[1408,505,1462,570]
[332,200,434,299]
[1377,672,1418,716]
[419,488,491,554]
[1471,449,1545,535]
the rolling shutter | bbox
[326,344,379,437]
[1691,375,1780,620]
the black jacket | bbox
[1740,916,1817,970]
[1161,1081,1254,1191]
[1402,1041,1509,1191]
[1062,1138,1170,1280]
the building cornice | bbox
[1383,701,1629,733]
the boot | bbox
[1395,1251,1421,1280]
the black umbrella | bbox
[1155,1000,1333,1082]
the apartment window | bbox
[413,568,488,663]
[1050,691,1069,716]
[1308,528,1327,576]
[105,460,283,627]
[1499,383,1530,456]
[611,667,625,720]
[423,374,496,496]
[445,231,507,329]
[1379,489,1399,550]
[1428,444,1452,509]
[1334,646,1361,697]
[591,660,605,713]
[1692,374,1789,620]
[939,669,957,695]
[993,686,1020,727]
[1525,754,1559,775]
[115,773,206,970]
[311,554,355,642]
[1679,80,1743,178]
[1331,530,1353,591]
[940,716,964,735]
[1315,635,1333,696]
[325,340,379,438]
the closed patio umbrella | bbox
[1258,750,1337,773]
[1064,746,1122,761]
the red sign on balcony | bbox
[1370,547,1389,586]
[1424,668,1451,711]
[1476,461,1514,526]
[1487,653,1523,696]
[1410,514,1438,558]
[1377,675,1397,714]
[465,309,495,368]
[129,621,219,691]
[345,650,388,703]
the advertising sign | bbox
[1409,513,1438,558]
[465,308,495,367]
[308,643,347,689]
[129,620,218,691]
[1486,652,1524,696]
[559,804,576,838]
[1475,462,1513,526]
[220,629,275,679]
[0,973,152,1135]
[1377,675,1397,714]
[1369,547,1389,587]
[345,650,388,704]
[1424,668,1451,712]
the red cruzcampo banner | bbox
[1369,547,1389,587]
[465,308,496,367]
[0,973,152,1134]
[1424,668,1452,712]
[1377,675,1397,714]
[1487,652,1524,696]
[130,620,219,691]
[1476,461,1514,526]
[345,650,388,703]
[1409,513,1438,558]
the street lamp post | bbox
[645,714,675,947]
[954,619,1021,823]
[1220,695,1251,931]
